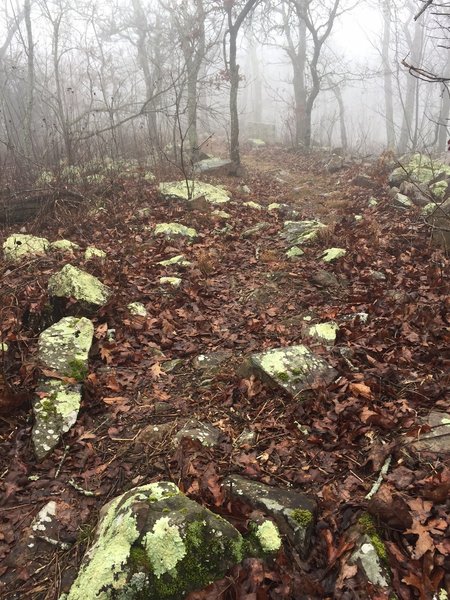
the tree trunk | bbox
[229,26,240,165]
[333,86,347,150]
[382,0,395,149]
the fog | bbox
[0,0,448,181]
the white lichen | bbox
[255,520,282,552]
[143,517,187,578]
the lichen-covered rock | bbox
[192,350,232,376]
[224,475,316,559]
[48,264,112,308]
[393,192,413,209]
[65,482,244,600]
[308,322,339,344]
[349,534,390,588]
[286,246,304,260]
[85,246,106,260]
[3,234,49,262]
[158,255,191,267]
[248,138,266,148]
[193,158,234,177]
[32,379,82,460]
[321,248,346,262]
[280,220,326,247]
[38,317,94,377]
[243,201,263,210]
[244,345,337,399]
[127,302,147,317]
[50,240,80,253]
[159,181,230,204]
[211,209,231,220]
[30,500,74,549]
[174,419,221,447]
[159,276,182,288]
[368,197,378,207]
[388,154,450,187]
[154,223,198,240]
[242,222,270,238]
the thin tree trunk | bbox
[24,0,35,160]
[333,86,347,149]
[382,0,395,149]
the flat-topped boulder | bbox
[280,220,326,247]
[224,474,316,558]
[64,482,244,600]
[38,316,94,376]
[193,157,234,176]
[3,234,49,262]
[159,181,230,204]
[48,264,112,308]
[153,222,198,240]
[243,345,337,398]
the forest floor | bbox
[0,147,449,599]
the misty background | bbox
[0,0,448,182]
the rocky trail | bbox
[0,147,449,600]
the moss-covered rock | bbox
[389,153,450,187]
[159,181,230,204]
[3,234,49,262]
[48,264,112,308]
[153,223,198,240]
[280,220,326,248]
[65,482,244,600]
[38,317,94,377]
[244,345,337,399]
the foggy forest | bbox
[0,1,449,600]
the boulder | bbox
[64,482,244,600]
[159,181,230,204]
[153,223,198,240]
[399,180,430,206]
[224,475,316,559]
[242,345,337,398]
[48,264,112,308]
[389,153,450,187]
[50,240,80,253]
[280,220,326,247]
[38,316,94,377]
[3,234,49,262]
[393,192,413,209]
[193,158,234,176]
[351,174,377,189]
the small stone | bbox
[127,302,147,317]
[242,222,270,238]
[354,215,363,222]
[408,411,450,454]
[84,246,106,260]
[50,239,80,252]
[159,276,182,288]
[286,246,304,260]
[308,322,339,344]
[174,419,221,447]
[321,248,347,262]
[393,192,413,208]
[153,222,198,240]
[158,254,191,267]
[211,209,231,220]
[243,201,263,210]
[280,220,326,247]
[368,197,378,207]
[192,350,233,376]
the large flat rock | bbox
[245,345,337,398]
[159,181,230,204]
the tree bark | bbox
[382,0,395,149]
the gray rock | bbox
[65,482,244,600]
[174,419,222,447]
[399,180,429,206]
[38,317,94,377]
[280,220,326,247]
[351,174,377,189]
[408,411,450,454]
[349,534,390,588]
[224,474,316,558]
[192,350,233,376]
[243,345,337,399]
[48,264,112,308]
[393,192,413,209]
[193,158,234,176]
[311,269,341,288]
[242,222,270,238]
[30,500,72,549]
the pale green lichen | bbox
[281,220,326,246]
[255,521,282,553]
[38,317,94,376]
[159,181,230,204]
[48,264,112,306]
[368,197,378,207]
[430,180,448,199]
[50,239,80,252]
[158,255,191,267]
[286,246,304,259]
[85,246,106,260]
[308,322,339,343]
[243,201,263,210]
[354,215,363,222]
[143,517,187,578]
[127,302,147,317]
[154,223,198,239]
[268,203,282,211]
[211,210,231,219]
[160,277,182,288]
[3,234,49,262]
[321,248,346,262]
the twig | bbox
[365,455,391,500]
[67,478,97,496]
